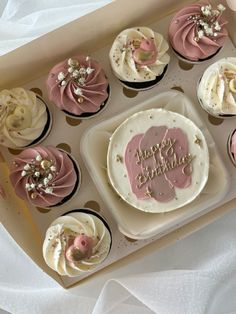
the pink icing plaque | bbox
[124,126,194,202]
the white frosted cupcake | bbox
[109,27,170,90]
[197,57,236,117]
[228,129,236,167]
[43,209,112,277]
[0,88,51,148]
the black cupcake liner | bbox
[227,129,236,167]
[172,46,222,64]
[119,65,168,91]
[49,151,81,207]
[62,85,110,119]
[26,96,52,147]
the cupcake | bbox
[228,129,236,166]
[9,146,80,207]
[109,27,170,90]
[169,3,228,63]
[43,209,112,277]
[0,88,51,149]
[197,57,236,117]
[46,55,109,118]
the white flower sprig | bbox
[187,3,226,42]
[56,57,95,103]
[17,153,57,199]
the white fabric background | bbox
[0,0,112,55]
[0,1,236,313]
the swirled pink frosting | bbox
[168,3,228,61]
[10,146,77,207]
[46,55,109,116]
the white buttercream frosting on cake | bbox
[107,109,209,213]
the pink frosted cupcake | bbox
[168,3,228,63]
[9,146,80,207]
[46,55,109,118]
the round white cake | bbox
[107,109,209,213]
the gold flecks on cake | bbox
[116,154,123,162]
[194,135,202,146]
[144,186,153,198]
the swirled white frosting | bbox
[198,57,236,115]
[109,27,170,82]
[43,212,111,277]
[0,88,48,148]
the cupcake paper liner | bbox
[119,65,168,91]
[62,85,110,119]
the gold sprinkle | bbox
[78,97,84,103]
[194,135,202,146]
[224,70,236,80]
[229,79,236,93]
[40,160,51,170]
[31,192,37,199]
[133,39,141,48]
[116,154,123,163]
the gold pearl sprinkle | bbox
[194,135,202,146]
[78,97,84,103]
[31,192,37,199]
[229,79,236,93]
[133,39,141,48]
[40,159,51,170]
[116,154,123,163]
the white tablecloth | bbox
[0,1,236,313]
[0,0,112,55]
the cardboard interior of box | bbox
[0,0,235,287]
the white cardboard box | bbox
[0,0,235,288]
